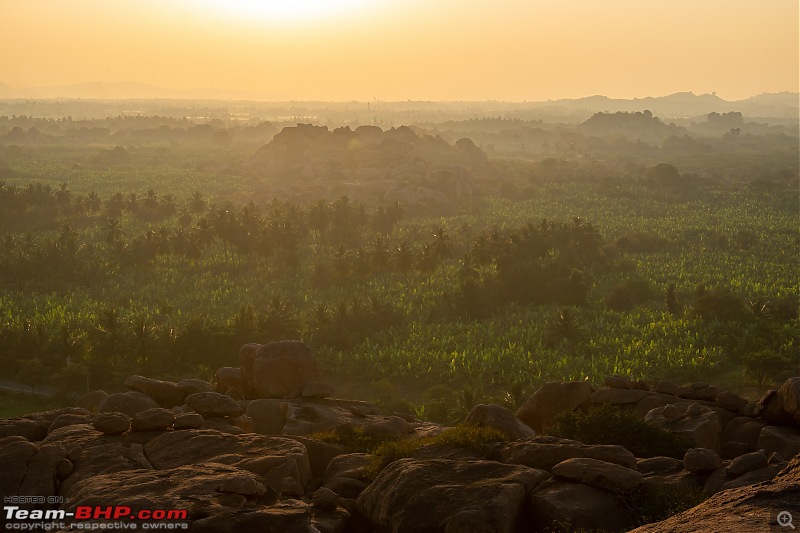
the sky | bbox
[1,0,798,101]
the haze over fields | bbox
[1,0,798,102]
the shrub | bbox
[310,425,396,453]
[550,404,692,458]
[629,483,708,525]
[367,425,510,478]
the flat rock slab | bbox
[499,436,637,471]
[552,457,644,492]
[144,429,311,491]
[358,458,549,533]
[66,462,273,521]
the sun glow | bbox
[195,0,375,23]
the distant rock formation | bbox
[245,124,485,207]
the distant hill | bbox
[0,81,291,101]
[0,83,796,120]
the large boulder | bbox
[630,455,800,532]
[530,480,637,532]
[499,436,637,471]
[464,404,536,440]
[92,412,131,434]
[75,390,108,413]
[42,424,154,496]
[214,366,244,395]
[0,437,37,495]
[323,453,371,499]
[684,448,721,473]
[757,425,800,460]
[516,381,593,432]
[143,429,311,492]
[240,341,323,399]
[551,457,644,492]
[131,407,175,431]
[358,458,548,533]
[98,391,160,417]
[247,399,289,435]
[774,377,800,425]
[124,375,186,408]
[281,398,383,436]
[185,392,243,418]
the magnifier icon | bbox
[779,511,795,529]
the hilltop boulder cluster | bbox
[246,124,485,208]
[1,341,798,532]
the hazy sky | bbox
[1,0,797,101]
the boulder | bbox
[722,464,785,490]
[358,458,548,533]
[247,399,289,435]
[716,391,748,412]
[530,480,637,532]
[143,429,311,492]
[75,390,108,413]
[758,389,793,425]
[653,380,681,396]
[777,377,800,424]
[185,392,243,418]
[0,418,47,441]
[92,412,131,434]
[677,382,720,402]
[98,391,160,416]
[17,442,68,496]
[215,366,243,395]
[464,403,536,439]
[0,438,37,495]
[48,413,92,433]
[124,375,186,408]
[282,398,383,436]
[637,456,685,477]
[722,417,765,450]
[683,448,721,473]
[645,403,721,451]
[551,457,644,492]
[242,340,323,399]
[323,453,371,499]
[312,487,339,511]
[516,381,593,432]
[499,436,637,471]
[287,435,346,479]
[627,455,800,532]
[757,425,800,459]
[131,407,175,431]
[176,378,214,396]
[727,450,769,477]
[42,424,153,496]
[62,462,331,529]
[173,412,204,430]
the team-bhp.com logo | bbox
[4,505,188,530]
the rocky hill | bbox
[1,340,798,532]
[244,124,489,209]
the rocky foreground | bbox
[1,340,798,532]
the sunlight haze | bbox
[1,0,797,100]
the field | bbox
[0,111,797,418]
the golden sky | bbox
[1,0,797,101]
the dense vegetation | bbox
[0,107,797,413]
